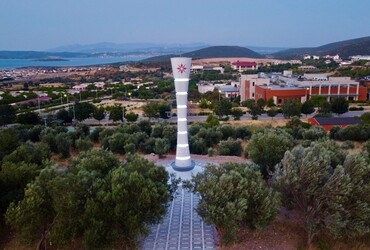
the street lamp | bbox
[306,87,310,101]
[37,94,41,113]
[218,89,222,101]
[64,93,69,105]
[122,105,125,122]
[72,102,76,120]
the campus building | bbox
[239,74,270,102]
[232,61,258,72]
[240,73,367,105]
[308,117,362,132]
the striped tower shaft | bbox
[171,57,193,170]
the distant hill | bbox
[143,46,264,62]
[48,42,209,54]
[271,36,370,59]
[0,51,89,59]
[246,46,288,55]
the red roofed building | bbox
[232,61,258,72]
[308,117,362,132]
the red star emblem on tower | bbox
[177,63,187,74]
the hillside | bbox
[271,36,370,59]
[0,51,89,59]
[48,42,208,53]
[143,46,264,62]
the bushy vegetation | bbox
[273,141,370,245]
[184,163,280,243]
[5,151,176,248]
[330,124,370,141]
[1,115,369,248]
[246,128,294,177]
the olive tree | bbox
[184,163,280,244]
[246,128,294,177]
[331,97,348,116]
[5,152,176,249]
[273,142,370,245]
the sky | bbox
[1,0,369,51]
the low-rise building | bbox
[255,85,308,105]
[197,82,229,94]
[308,117,362,132]
[242,74,367,105]
[239,74,270,102]
[232,61,258,72]
[219,85,239,99]
[298,65,318,72]
[190,65,224,74]
[39,83,65,88]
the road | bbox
[79,110,369,126]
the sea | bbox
[0,57,146,70]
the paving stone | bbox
[141,187,217,250]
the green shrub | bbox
[302,126,327,141]
[75,138,93,152]
[190,136,208,155]
[185,163,280,244]
[56,133,71,158]
[247,128,294,177]
[207,147,215,156]
[274,142,370,245]
[219,138,242,156]
[341,140,354,149]
[124,143,136,154]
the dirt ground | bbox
[222,208,307,250]
[223,118,289,128]
[143,153,249,166]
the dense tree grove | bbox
[5,150,176,248]
[0,115,369,248]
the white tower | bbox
[171,57,194,171]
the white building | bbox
[197,82,228,94]
[191,65,224,74]
[219,85,239,98]
[351,55,370,61]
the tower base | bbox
[171,160,196,172]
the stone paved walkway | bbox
[142,187,217,250]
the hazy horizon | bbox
[1,0,369,51]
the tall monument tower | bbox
[171,57,194,171]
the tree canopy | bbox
[330,97,349,116]
[5,151,176,248]
[273,141,370,245]
[73,102,95,121]
[282,100,302,118]
[246,128,294,177]
[0,104,16,126]
[184,163,280,243]
[301,100,315,117]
